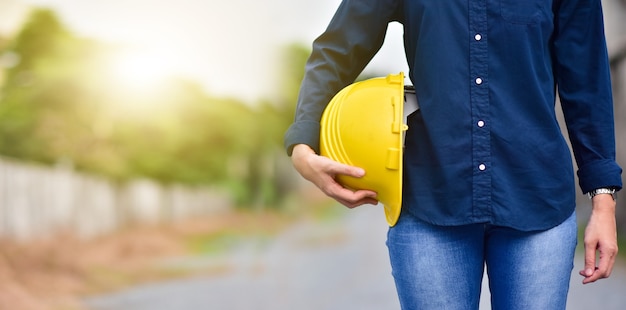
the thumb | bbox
[326,160,366,178]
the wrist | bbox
[291,144,316,171]
[587,187,617,201]
[292,144,315,157]
[591,195,617,215]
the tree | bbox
[0,9,73,161]
[0,8,314,210]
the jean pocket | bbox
[500,0,542,24]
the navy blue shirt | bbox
[284,0,622,231]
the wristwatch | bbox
[587,187,617,201]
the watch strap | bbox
[587,187,617,200]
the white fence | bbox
[0,158,231,241]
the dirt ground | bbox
[0,208,305,310]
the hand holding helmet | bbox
[291,143,379,208]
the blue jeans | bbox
[387,210,577,310]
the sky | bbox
[1,0,408,103]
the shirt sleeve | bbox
[283,0,403,156]
[552,0,623,193]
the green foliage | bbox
[277,43,310,106]
[0,8,312,208]
[6,9,70,73]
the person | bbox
[284,0,622,309]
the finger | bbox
[321,181,376,206]
[326,186,377,207]
[580,241,597,279]
[594,248,617,280]
[580,251,615,284]
[581,268,601,284]
[336,193,379,209]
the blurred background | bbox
[0,0,624,309]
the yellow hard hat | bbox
[320,72,408,226]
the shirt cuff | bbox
[284,120,321,156]
[577,159,623,194]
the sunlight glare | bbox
[109,48,177,94]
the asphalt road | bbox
[85,205,626,310]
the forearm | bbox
[553,0,622,192]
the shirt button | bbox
[478,164,486,171]
[477,120,485,127]
[475,34,482,41]
[475,77,483,85]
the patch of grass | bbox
[618,237,626,261]
[180,209,295,256]
[308,200,349,222]
[184,230,273,256]
[84,265,191,295]
[185,231,241,255]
